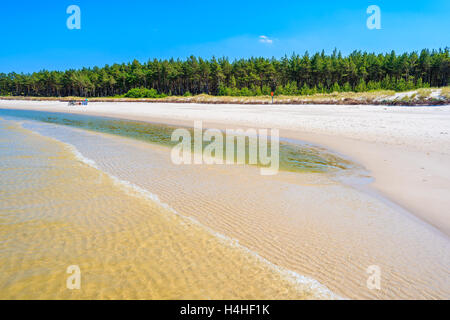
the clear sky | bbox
[1,0,449,73]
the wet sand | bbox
[0,101,449,299]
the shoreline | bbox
[1,100,449,299]
[1,99,449,236]
[1,119,338,299]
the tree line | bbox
[1,48,449,97]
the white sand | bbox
[1,99,450,235]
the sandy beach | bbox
[2,0,450,307]
[2,100,449,235]
[0,100,449,299]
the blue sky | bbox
[1,0,449,73]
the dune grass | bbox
[1,87,449,105]
[441,87,450,99]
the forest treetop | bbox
[1,48,449,97]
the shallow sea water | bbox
[1,108,449,300]
[0,108,355,174]
[0,117,335,299]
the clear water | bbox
[0,108,354,174]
